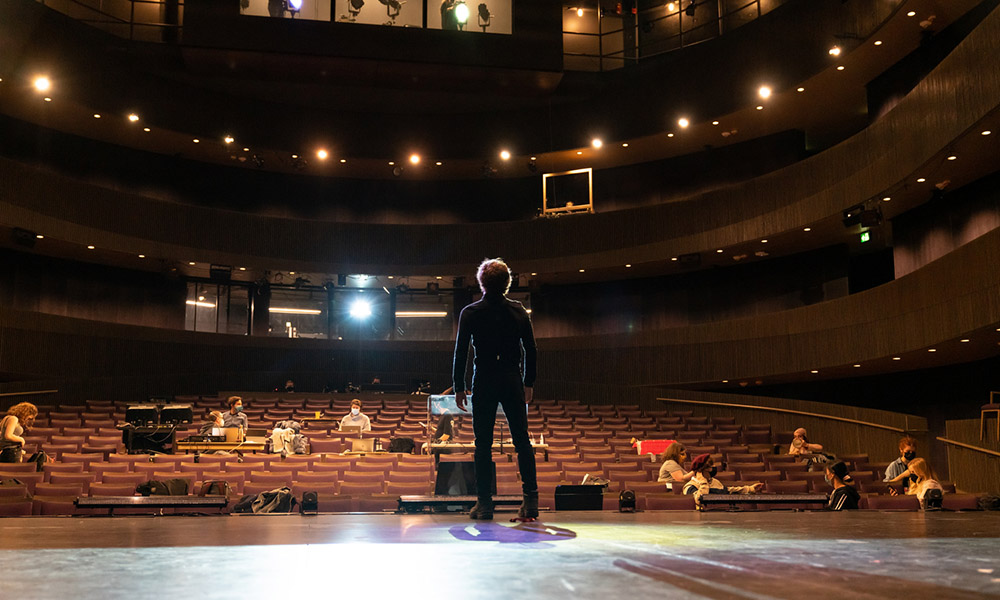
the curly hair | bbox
[476,258,512,295]
[6,402,38,429]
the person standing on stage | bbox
[454,258,538,520]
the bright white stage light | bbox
[349,299,372,319]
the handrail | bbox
[659,397,906,433]
[936,437,1000,459]
[0,390,59,398]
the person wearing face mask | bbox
[657,442,695,490]
[884,435,918,490]
[222,396,249,429]
[0,402,38,463]
[199,411,226,436]
[825,461,860,510]
[682,453,762,509]
[340,399,371,432]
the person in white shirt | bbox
[339,398,371,432]
[682,453,761,509]
[899,457,943,509]
[657,442,694,490]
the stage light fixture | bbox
[33,76,51,93]
[287,0,303,15]
[128,114,140,122]
[224,135,234,144]
[342,0,364,22]
[409,153,421,165]
[349,299,373,319]
[499,150,511,160]
[454,1,470,29]
[317,149,328,160]
[378,0,404,25]
[678,117,689,128]
[478,3,491,31]
[828,46,841,56]
[758,85,771,99]
[684,1,695,17]
[591,138,603,149]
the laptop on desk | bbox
[350,438,375,452]
[222,427,243,443]
[245,428,268,444]
[340,425,362,435]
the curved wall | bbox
[1,4,998,274]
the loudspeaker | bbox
[300,491,318,514]
[619,489,637,513]
[554,484,604,510]
[434,460,495,496]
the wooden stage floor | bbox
[1,511,999,599]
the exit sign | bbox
[860,231,871,243]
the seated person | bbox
[897,458,943,509]
[825,461,860,510]
[284,379,295,393]
[339,398,371,432]
[434,413,455,442]
[682,453,761,509]
[199,411,225,436]
[884,435,918,490]
[222,396,249,429]
[657,441,694,490]
[788,427,824,455]
[0,402,37,463]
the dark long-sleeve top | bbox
[453,292,537,392]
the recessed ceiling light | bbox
[142,127,150,132]
[577,7,583,17]
[33,76,51,92]
[928,348,937,352]
[35,234,44,239]
[591,138,603,149]
[291,154,298,159]
[671,257,677,261]
[758,85,772,99]
[577,150,584,154]
[761,239,768,243]
[189,262,196,265]
[892,357,901,361]
[290,272,296,275]
[716,249,723,253]
[388,161,395,166]
[238,267,246,271]
[810,370,819,374]
[224,135,234,144]
[882,197,891,202]
[960,339,969,342]
[93,114,101,119]
[947,155,957,160]
[621,143,629,147]
[500,150,511,160]
[87,245,95,250]
[625,264,632,268]
[128,114,139,122]
[711,121,719,125]
[435,161,442,166]
[722,379,728,383]
[982,130,992,136]
[43,97,52,102]
[312,149,326,160]
[828,46,841,56]
[138,254,145,258]
[667,133,674,138]
[907,10,916,16]
[409,153,420,164]
[853,364,861,368]
[916,177,926,182]
[803,227,811,232]
[874,40,883,46]
[243,147,250,152]
[836,65,845,71]
[578,269,585,273]
[796,87,805,92]
[192,138,200,143]
[755,105,763,110]
[530,156,537,161]
[530,272,537,276]
[678,118,690,128]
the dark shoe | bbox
[518,492,539,519]
[469,500,494,520]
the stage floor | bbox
[1,511,999,599]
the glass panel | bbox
[268,288,329,339]
[395,293,455,341]
[185,282,220,333]
[331,289,391,341]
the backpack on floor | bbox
[232,487,297,514]
[136,478,189,496]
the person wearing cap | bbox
[682,453,762,509]
[340,398,371,432]
[825,461,860,510]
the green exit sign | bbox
[860,231,871,243]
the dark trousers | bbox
[471,374,537,500]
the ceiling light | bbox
[435,161,442,165]
[874,40,882,46]
[591,138,603,149]
[716,249,723,253]
[186,300,217,308]
[625,264,631,268]
[947,155,957,161]
[238,267,246,271]
[128,114,139,122]
[810,370,819,374]
[828,46,841,56]
[853,364,861,368]
[882,197,891,202]
[667,2,675,11]
[530,272,537,276]
[928,348,937,352]
[317,149,329,160]
[678,118,689,128]
[272,307,323,315]
[143,127,150,132]
[43,97,52,102]
[224,136,234,144]
[758,86,772,100]
[87,245,95,249]
[577,150,584,154]
[906,10,915,17]
[93,114,101,119]
[671,257,677,261]
[189,262,196,265]
[836,65,845,71]
[243,147,250,152]
[667,133,674,138]
[291,154,298,159]
[796,87,805,92]
[388,161,395,165]
[982,130,992,136]
[138,254,145,258]
[892,357,901,361]
[396,311,448,318]
[761,239,768,243]
[35,234,44,239]
[192,139,200,143]
[622,143,629,147]
[961,339,970,343]
[755,105,763,110]
[711,121,719,125]
[33,76,51,93]
[340,159,347,163]
[803,227,811,232]
[917,178,926,182]
[577,7,583,17]
[578,269,585,273]
[409,153,420,164]
[500,150,511,160]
